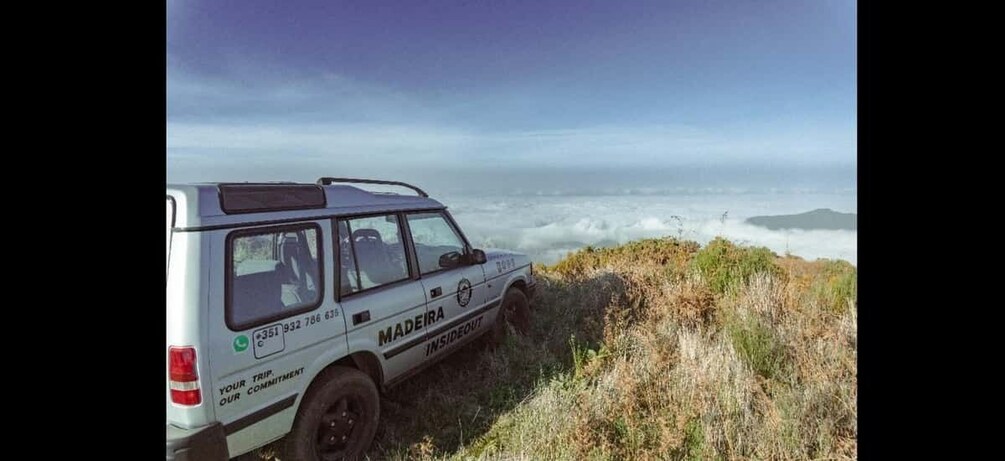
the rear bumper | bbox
[526,280,537,302]
[167,423,228,461]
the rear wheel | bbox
[279,366,379,461]
[491,288,531,345]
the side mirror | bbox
[470,248,487,265]
[439,251,462,269]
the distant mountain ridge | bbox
[746,208,856,231]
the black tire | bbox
[490,288,531,345]
[278,366,380,461]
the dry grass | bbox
[256,237,857,460]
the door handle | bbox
[430,287,442,298]
[352,310,370,326]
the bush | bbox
[816,260,857,313]
[725,312,789,382]
[693,237,783,294]
[550,238,700,278]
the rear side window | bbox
[227,224,322,330]
[338,214,410,295]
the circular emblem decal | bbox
[457,278,472,307]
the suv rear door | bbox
[206,220,349,457]
[336,214,429,382]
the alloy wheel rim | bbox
[315,396,362,460]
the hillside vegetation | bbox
[363,237,857,460]
[261,237,857,460]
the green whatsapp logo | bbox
[233,335,249,353]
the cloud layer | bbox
[445,193,856,265]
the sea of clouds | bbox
[168,163,856,266]
[443,192,857,266]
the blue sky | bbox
[168,0,856,182]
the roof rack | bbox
[316,177,429,198]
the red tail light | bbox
[169,346,202,406]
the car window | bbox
[340,214,410,293]
[227,225,321,330]
[407,212,466,274]
[337,220,361,295]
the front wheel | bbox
[278,366,380,461]
[491,288,531,345]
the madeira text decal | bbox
[378,306,445,347]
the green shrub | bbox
[549,238,699,277]
[726,313,789,382]
[693,237,782,294]
[682,417,707,461]
[569,335,608,380]
[817,260,857,313]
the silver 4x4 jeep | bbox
[166,178,536,460]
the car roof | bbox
[167,182,445,230]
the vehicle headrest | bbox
[279,238,300,262]
[352,228,382,243]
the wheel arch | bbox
[503,275,530,300]
[300,350,385,405]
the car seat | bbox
[351,228,400,286]
[279,237,310,306]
